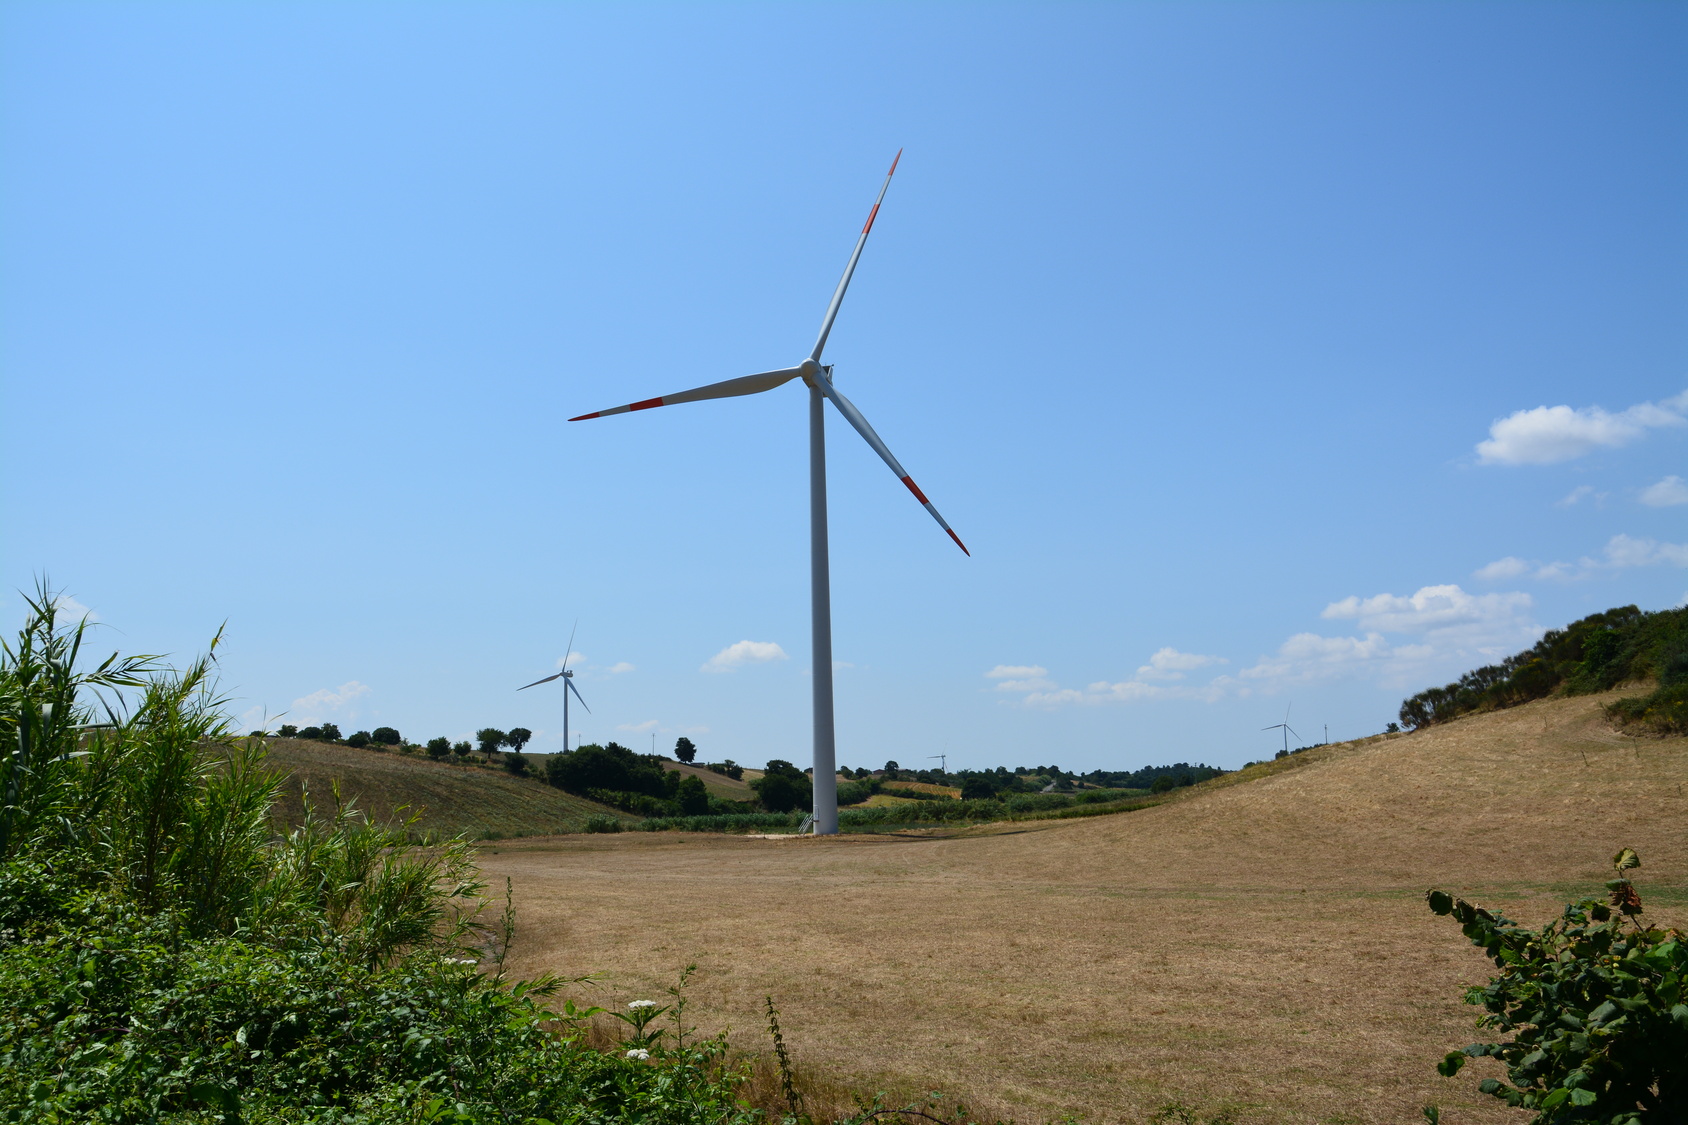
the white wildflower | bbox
[625,1048,651,1060]
[628,1000,657,1010]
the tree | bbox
[1151,775,1175,794]
[960,776,996,801]
[504,752,530,777]
[277,724,298,737]
[674,736,697,763]
[425,737,451,760]
[320,723,342,741]
[676,774,709,815]
[346,730,371,748]
[371,726,401,745]
[506,727,532,752]
[546,743,668,798]
[751,760,812,813]
[475,728,506,760]
[297,726,324,741]
[451,740,471,760]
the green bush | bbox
[750,760,811,813]
[346,729,372,748]
[549,742,670,799]
[0,589,767,1125]
[371,725,401,745]
[1427,849,1686,1122]
[582,814,623,833]
[425,736,451,760]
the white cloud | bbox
[1640,475,1688,507]
[701,640,789,673]
[1601,533,1688,569]
[290,681,371,724]
[1321,584,1534,634]
[607,662,636,674]
[1556,485,1604,508]
[1240,632,1393,683]
[556,651,587,669]
[1134,647,1225,680]
[52,594,97,622]
[616,719,659,732]
[1475,389,1688,466]
[1474,556,1531,581]
[985,664,1046,679]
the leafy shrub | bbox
[451,740,471,760]
[504,750,530,776]
[751,760,812,813]
[425,736,451,760]
[277,724,298,737]
[674,736,697,763]
[704,759,743,780]
[371,725,401,745]
[838,779,881,805]
[297,725,324,740]
[583,814,623,833]
[676,774,710,816]
[1427,849,1686,1122]
[1606,680,1688,736]
[346,729,372,748]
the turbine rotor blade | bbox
[561,620,579,673]
[569,368,803,421]
[816,378,969,555]
[810,149,902,363]
[519,673,564,690]
[566,676,591,713]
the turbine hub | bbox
[798,358,822,379]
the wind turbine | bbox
[1263,704,1300,756]
[569,151,966,835]
[519,624,591,754]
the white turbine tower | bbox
[569,151,967,835]
[519,624,591,753]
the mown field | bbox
[483,691,1687,1125]
[264,738,637,838]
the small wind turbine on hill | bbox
[519,623,591,754]
[1263,704,1300,756]
[569,151,968,836]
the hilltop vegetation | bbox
[1399,603,1688,734]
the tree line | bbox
[1397,603,1688,734]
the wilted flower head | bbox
[628,1000,657,1010]
[625,1048,651,1060]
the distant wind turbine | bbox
[519,622,590,753]
[569,151,967,835]
[1263,704,1300,756]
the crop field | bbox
[484,691,1687,1125]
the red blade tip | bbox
[947,528,970,556]
[568,412,601,422]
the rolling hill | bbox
[262,738,636,839]
[481,688,1686,1124]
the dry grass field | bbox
[483,691,1686,1125]
[264,738,635,837]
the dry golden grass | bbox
[484,692,1686,1124]
[264,738,634,838]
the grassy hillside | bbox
[264,738,636,839]
[485,689,1685,1125]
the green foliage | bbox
[505,727,531,751]
[549,743,670,802]
[0,592,770,1125]
[451,740,471,760]
[673,737,697,763]
[1605,680,1688,736]
[503,751,530,777]
[703,759,743,780]
[347,730,372,748]
[1427,850,1686,1123]
[837,778,881,806]
[750,760,812,813]
[583,814,623,833]
[675,775,709,816]
[425,737,451,760]
[1400,604,1688,731]
[371,726,401,746]
[277,724,298,737]
[474,727,505,759]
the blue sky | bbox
[3,2,1684,773]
